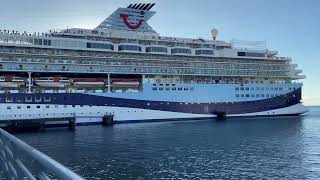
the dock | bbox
[0,113,114,132]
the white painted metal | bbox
[0,128,85,179]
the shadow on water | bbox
[15,111,320,179]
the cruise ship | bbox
[0,3,308,125]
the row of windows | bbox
[6,104,87,110]
[34,39,52,46]
[195,49,214,56]
[118,45,142,52]
[153,84,176,86]
[238,52,265,57]
[87,43,114,50]
[146,47,168,53]
[236,94,285,98]
[171,48,192,55]
[5,96,51,103]
[152,87,194,91]
[235,87,296,91]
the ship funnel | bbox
[211,28,218,40]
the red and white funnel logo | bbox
[120,11,145,30]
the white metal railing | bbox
[0,128,85,180]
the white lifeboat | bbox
[112,78,140,86]
[73,78,105,87]
[35,76,70,88]
[0,75,25,88]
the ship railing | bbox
[0,128,85,180]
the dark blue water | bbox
[17,107,320,179]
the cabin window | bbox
[152,87,157,91]
[35,97,42,102]
[16,97,22,102]
[17,106,21,109]
[37,106,40,109]
[26,96,32,102]
[44,96,51,102]
[27,106,30,109]
[236,94,240,98]
[235,87,239,91]
[7,106,11,110]
[5,97,13,103]
[46,105,50,108]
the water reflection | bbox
[17,110,320,179]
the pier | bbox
[0,128,84,179]
[0,112,114,132]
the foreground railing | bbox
[0,128,85,180]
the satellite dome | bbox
[211,28,218,40]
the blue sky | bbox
[0,0,319,105]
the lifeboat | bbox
[111,78,140,87]
[35,76,70,88]
[0,75,25,88]
[73,78,105,87]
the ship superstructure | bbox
[0,3,307,124]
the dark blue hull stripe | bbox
[0,88,301,115]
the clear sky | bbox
[0,0,319,105]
